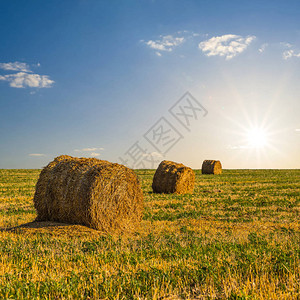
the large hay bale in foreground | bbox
[33,155,144,233]
[152,160,195,194]
[201,160,222,175]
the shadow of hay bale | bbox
[0,221,69,231]
[0,221,105,236]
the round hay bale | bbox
[152,160,195,194]
[201,160,222,175]
[33,155,144,233]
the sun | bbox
[246,127,268,148]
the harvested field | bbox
[0,168,300,299]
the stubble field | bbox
[0,169,299,299]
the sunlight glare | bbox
[247,128,267,148]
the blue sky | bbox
[0,0,299,169]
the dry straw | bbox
[152,160,195,194]
[202,160,222,175]
[33,155,144,233]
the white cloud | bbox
[155,52,162,57]
[199,34,256,60]
[144,34,185,52]
[0,62,31,72]
[295,129,300,132]
[0,61,54,89]
[90,152,101,157]
[74,147,104,152]
[280,42,300,59]
[283,49,300,60]
[177,30,201,38]
[258,43,268,53]
[73,147,103,158]
[82,147,98,151]
[0,72,54,88]
[29,153,45,157]
[280,42,292,48]
[177,30,189,34]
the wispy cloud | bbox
[0,62,31,72]
[279,42,300,59]
[258,43,268,53]
[0,72,54,88]
[199,34,256,60]
[90,152,101,157]
[73,147,104,158]
[74,147,104,152]
[280,42,292,48]
[283,49,300,60]
[143,34,185,54]
[29,153,45,157]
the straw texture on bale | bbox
[33,155,144,233]
[152,160,195,194]
[201,160,222,175]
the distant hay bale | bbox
[152,160,195,194]
[201,160,222,175]
[33,155,144,233]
